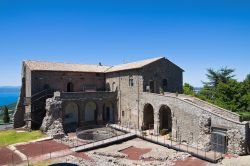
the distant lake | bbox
[0,92,19,106]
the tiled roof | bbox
[24,57,182,73]
[106,57,164,72]
[25,61,111,73]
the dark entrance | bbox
[211,129,227,153]
[67,82,73,92]
[106,107,110,122]
[143,104,154,130]
[149,81,155,93]
[103,103,114,123]
[159,105,172,131]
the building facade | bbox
[13,57,250,155]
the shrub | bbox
[159,87,164,94]
[142,131,147,136]
[160,129,168,136]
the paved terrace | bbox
[72,133,136,152]
[109,124,223,163]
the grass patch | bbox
[29,159,54,166]
[0,130,46,146]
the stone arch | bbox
[63,102,78,126]
[67,82,74,92]
[143,103,154,130]
[159,105,172,132]
[103,102,114,123]
[85,101,97,122]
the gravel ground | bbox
[207,155,250,166]
[60,138,191,166]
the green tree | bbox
[183,83,196,96]
[241,74,250,112]
[203,67,235,87]
[3,106,10,123]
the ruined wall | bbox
[40,96,65,138]
[142,58,183,93]
[41,91,117,135]
[13,63,27,128]
[140,92,249,155]
[13,65,26,128]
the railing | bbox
[23,89,54,106]
[31,89,54,103]
[110,124,224,163]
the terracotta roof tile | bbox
[25,61,111,73]
[106,57,164,72]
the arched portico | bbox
[143,103,154,130]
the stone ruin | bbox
[40,96,65,139]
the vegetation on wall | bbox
[183,67,250,121]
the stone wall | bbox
[106,70,143,128]
[142,58,183,93]
[13,77,25,128]
[31,70,106,94]
[140,92,249,155]
[106,58,183,129]
[13,63,27,128]
[180,95,240,122]
[40,96,65,138]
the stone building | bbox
[13,57,250,155]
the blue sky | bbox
[0,0,249,87]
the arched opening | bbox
[159,105,172,132]
[103,102,114,123]
[64,102,78,131]
[143,104,154,130]
[112,82,116,91]
[85,101,97,122]
[67,82,74,92]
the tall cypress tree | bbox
[3,106,10,123]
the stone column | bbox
[78,102,85,127]
[96,102,104,125]
[154,111,160,135]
